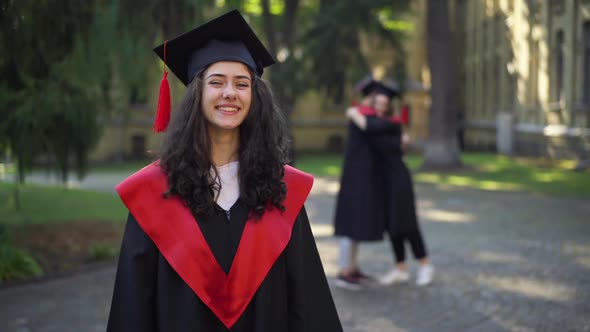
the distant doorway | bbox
[131,135,146,160]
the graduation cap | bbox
[152,10,276,132]
[361,80,399,98]
[353,74,374,94]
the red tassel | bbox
[154,40,171,133]
[154,71,171,132]
[401,105,409,125]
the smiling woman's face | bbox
[201,61,253,132]
[373,94,390,117]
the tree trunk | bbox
[13,177,21,212]
[283,0,300,52]
[261,0,277,56]
[422,0,462,169]
[261,0,299,164]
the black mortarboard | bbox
[353,74,374,93]
[151,10,276,132]
[361,80,399,98]
[153,9,275,86]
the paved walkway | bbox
[1,175,589,331]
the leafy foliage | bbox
[0,0,414,182]
[88,242,119,261]
[0,230,42,282]
[303,0,411,102]
[0,1,103,182]
[0,0,215,183]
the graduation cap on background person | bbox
[353,74,374,94]
[152,9,276,132]
[361,80,399,98]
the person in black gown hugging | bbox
[346,82,434,287]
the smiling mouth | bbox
[216,106,239,112]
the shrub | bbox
[0,244,43,282]
[88,242,118,261]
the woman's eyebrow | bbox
[206,73,252,81]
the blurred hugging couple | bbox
[333,77,434,290]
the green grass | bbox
[413,153,590,197]
[0,152,586,227]
[86,159,154,174]
[295,153,343,177]
[1,160,151,177]
[0,163,14,177]
[0,183,127,225]
[295,152,590,198]
[295,152,423,177]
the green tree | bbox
[107,0,216,160]
[213,0,309,111]
[0,0,216,180]
[304,0,411,103]
[0,0,102,183]
[0,0,415,183]
[218,1,410,162]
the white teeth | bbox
[217,106,238,112]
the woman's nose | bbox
[222,85,236,99]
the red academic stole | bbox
[115,162,313,329]
[357,105,406,124]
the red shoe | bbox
[350,268,374,282]
[334,272,363,290]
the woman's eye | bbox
[209,81,223,86]
[237,82,250,88]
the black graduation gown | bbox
[333,120,386,241]
[107,202,342,332]
[364,117,420,236]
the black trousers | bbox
[389,229,428,263]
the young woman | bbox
[333,81,392,289]
[346,82,434,287]
[106,10,342,332]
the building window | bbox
[482,20,488,53]
[506,39,517,111]
[529,41,539,107]
[553,30,565,102]
[530,0,543,24]
[583,22,590,103]
[466,62,473,111]
[483,59,488,115]
[494,54,501,112]
[131,135,146,160]
[472,64,478,112]
[550,0,565,15]
[130,86,148,104]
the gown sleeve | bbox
[364,117,402,156]
[285,206,343,332]
[364,116,400,134]
[106,213,158,332]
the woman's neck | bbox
[209,128,240,167]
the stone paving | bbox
[1,175,589,332]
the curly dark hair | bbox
[158,68,289,218]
